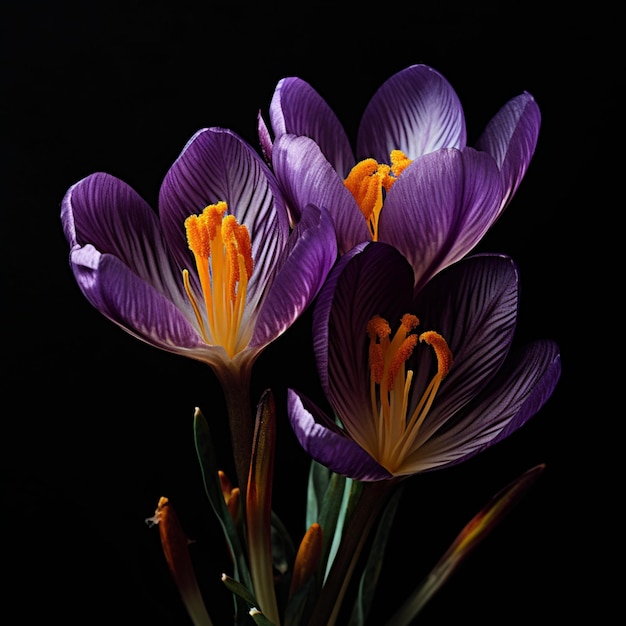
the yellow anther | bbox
[390,150,412,177]
[184,214,209,258]
[387,334,418,389]
[367,316,389,384]
[344,159,386,220]
[400,313,420,332]
[344,151,413,240]
[182,201,254,358]
[185,201,228,258]
[232,220,253,278]
[364,313,453,475]
[367,315,391,340]
[419,331,453,378]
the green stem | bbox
[308,480,398,626]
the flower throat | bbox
[344,150,412,240]
[366,313,452,474]
[183,201,254,358]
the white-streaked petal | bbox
[272,134,370,254]
[357,64,467,162]
[269,76,355,177]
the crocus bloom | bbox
[287,242,561,481]
[259,64,540,292]
[62,126,336,379]
[61,126,337,489]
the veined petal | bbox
[62,172,189,309]
[269,77,355,178]
[158,127,290,317]
[251,204,337,348]
[381,148,503,292]
[287,389,392,482]
[475,92,541,211]
[357,64,467,163]
[68,245,207,355]
[317,243,415,441]
[257,109,273,163]
[272,134,370,253]
[408,340,561,471]
[410,254,519,441]
[310,243,367,397]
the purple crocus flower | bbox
[287,243,561,482]
[259,64,541,293]
[62,126,336,380]
[61,126,338,489]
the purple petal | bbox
[357,64,467,163]
[68,245,206,354]
[287,390,393,481]
[310,243,368,397]
[257,109,273,164]
[272,134,370,254]
[251,204,337,348]
[381,148,503,292]
[61,172,188,307]
[411,254,519,437]
[317,243,415,441]
[412,340,561,470]
[158,127,290,311]
[474,92,541,211]
[268,77,355,177]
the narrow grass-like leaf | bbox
[306,460,332,528]
[348,485,405,626]
[384,464,546,626]
[221,575,277,626]
[193,407,252,623]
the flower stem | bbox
[220,365,255,498]
[308,480,398,626]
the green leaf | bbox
[384,464,546,626]
[271,510,296,598]
[283,573,319,626]
[193,408,252,624]
[347,485,405,626]
[306,460,332,528]
[314,468,347,579]
[221,573,260,606]
[221,576,276,626]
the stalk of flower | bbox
[61,126,337,496]
[259,64,540,293]
[287,242,561,625]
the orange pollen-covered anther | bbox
[367,314,392,340]
[364,312,454,475]
[389,149,412,177]
[387,334,418,389]
[343,150,412,241]
[400,313,420,332]
[419,331,453,378]
[182,201,254,358]
[367,315,391,384]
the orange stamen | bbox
[344,150,412,240]
[363,313,453,475]
[182,202,254,358]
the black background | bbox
[2,3,617,624]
